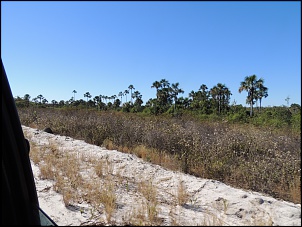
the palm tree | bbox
[36,94,44,105]
[108,96,112,105]
[72,90,77,101]
[285,96,290,107]
[210,85,220,113]
[94,96,100,110]
[101,95,106,103]
[151,81,161,99]
[84,92,91,102]
[128,85,135,104]
[239,75,263,116]
[132,91,143,112]
[256,83,268,111]
[210,83,231,114]
[188,90,195,100]
[198,84,210,112]
[84,92,91,108]
[124,89,129,102]
[42,98,48,105]
[118,92,124,105]
[160,79,170,88]
[171,82,184,111]
[198,84,209,101]
[51,100,57,108]
[32,97,38,106]
[23,94,31,107]
[111,95,116,103]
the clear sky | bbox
[2,1,301,107]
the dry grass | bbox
[99,180,117,222]
[24,125,284,226]
[176,180,189,206]
[29,141,42,165]
[122,203,148,226]
[94,159,104,178]
[103,138,115,151]
[138,180,159,223]
[138,180,157,204]
[20,108,300,204]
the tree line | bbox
[15,74,300,120]
[17,75,270,113]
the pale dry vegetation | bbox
[20,107,301,204]
[25,132,199,225]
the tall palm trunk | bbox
[250,90,254,117]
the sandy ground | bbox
[22,126,301,226]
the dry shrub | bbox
[101,186,117,222]
[123,204,148,226]
[137,180,161,225]
[102,138,115,150]
[62,188,73,206]
[133,145,149,160]
[53,173,66,194]
[94,179,117,223]
[138,180,157,203]
[94,159,104,178]
[28,141,41,165]
[120,146,131,153]
[289,175,301,203]
[177,180,189,206]
[60,153,83,190]
[18,107,301,203]
[39,162,56,180]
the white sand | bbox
[23,126,301,226]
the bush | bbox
[17,107,301,204]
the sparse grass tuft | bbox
[176,180,189,206]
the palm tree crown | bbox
[239,75,267,116]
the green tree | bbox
[84,92,92,108]
[256,83,268,111]
[159,79,172,107]
[42,98,48,105]
[132,90,143,112]
[170,82,184,112]
[84,92,91,102]
[285,96,290,107]
[151,81,162,112]
[210,83,231,114]
[58,100,65,107]
[151,81,161,98]
[124,89,129,102]
[94,95,101,110]
[111,95,116,104]
[177,97,191,110]
[51,100,58,108]
[72,90,77,101]
[160,79,170,88]
[23,94,31,107]
[239,75,264,116]
[36,94,44,104]
[190,84,210,113]
[118,92,124,105]
[113,98,121,109]
[128,85,135,104]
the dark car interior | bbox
[2,59,57,225]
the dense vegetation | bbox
[16,75,269,116]
[15,75,301,204]
[17,105,300,204]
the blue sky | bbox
[2,1,301,106]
